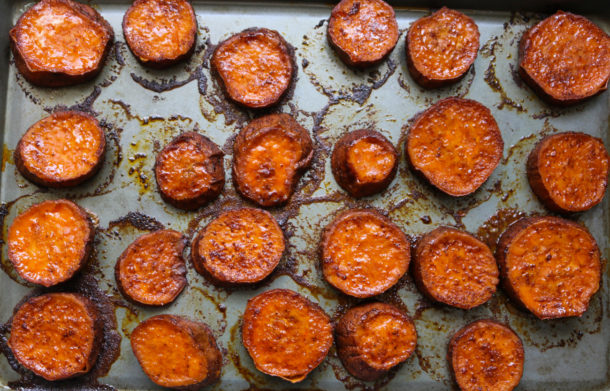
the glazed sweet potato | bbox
[154,131,225,210]
[232,113,313,207]
[406,97,504,196]
[331,129,397,198]
[320,209,410,298]
[496,216,601,319]
[115,229,187,306]
[14,111,106,188]
[9,0,114,87]
[7,199,94,287]
[449,320,524,391]
[9,293,102,381]
[212,28,294,108]
[527,132,609,213]
[123,0,197,68]
[519,11,610,105]
[413,226,499,309]
[192,208,284,284]
[131,315,222,390]
[327,0,399,68]
[336,302,417,381]
[242,289,333,383]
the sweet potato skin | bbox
[336,302,417,381]
[9,0,114,87]
[331,129,398,198]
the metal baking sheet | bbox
[0,1,608,390]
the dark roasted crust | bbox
[154,131,225,210]
[331,128,397,198]
[9,0,114,87]
[14,111,106,188]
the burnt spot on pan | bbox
[476,208,527,252]
[480,37,525,113]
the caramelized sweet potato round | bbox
[7,199,94,287]
[413,227,499,309]
[320,209,410,298]
[336,302,417,381]
[242,289,333,383]
[233,113,313,207]
[9,0,114,87]
[123,0,197,68]
[527,132,609,213]
[406,97,504,196]
[212,28,294,108]
[14,111,106,188]
[327,0,399,67]
[449,320,524,391]
[115,229,187,306]
[9,293,102,381]
[154,131,225,210]
[496,216,601,319]
[406,7,479,88]
[192,208,284,284]
[331,129,398,198]
[131,315,222,390]
[519,11,610,105]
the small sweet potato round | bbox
[9,293,102,381]
[413,226,499,309]
[496,216,601,319]
[519,11,610,105]
[406,97,504,196]
[449,320,524,391]
[131,315,222,390]
[320,209,410,298]
[192,208,284,284]
[7,199,94,287]
[242,289,333,383]
[406,7,480,88]
[154,131,225,210]
[336,302,417,381]
[212,28,294,108]
[9,0,114,87]
[331,129,397,198]
[123,0,197,68]
[14,111,106,188]
[327,0,399,68]
[233,113,313,207]
[527,132,609,213]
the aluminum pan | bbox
[0,1,608,390]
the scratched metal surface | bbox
[0,1,608,390]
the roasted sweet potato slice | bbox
[449,320,524,391]
[131,315,222,390]
[496,216,601,319]
[9,293,102,381]
[336,302,417,381]
[192,208,284,284]
[413,226,499,309]
[406,97,504,196]
[154,131,224,210]
[327,0,399,67]
[406,7,479,88]
[242,289,333,383]
[123,0,197,68]
[115,229,187,306]
[527,132,609,213]
[7,199,94,287]
[212,28,294,108]
[519,11,610,105]
[9,0,114,87]
[233,113,313,207]
[331,129,397,198]
[14,111,106,188]
[320,209,410,298]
